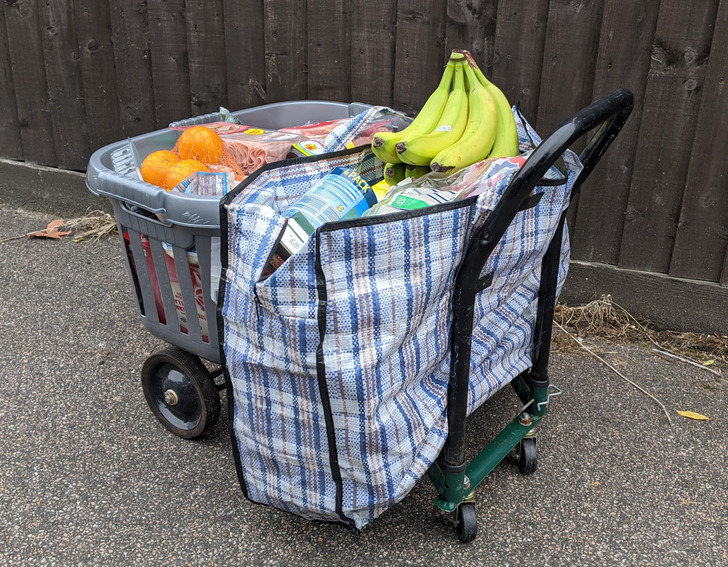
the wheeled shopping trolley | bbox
[424,90,634,541]
[88,90,633,542]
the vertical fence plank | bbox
[75,0,123,152]
[148,0,189,127]
[536,0,605,234]
[536,0,605,136]
[350,1,397,107]
[39,0,88,170]
[490,0,549,121]
[4,0,57,166]
[618,0,720,274]
[571,0,661,265]
[185,0,227,116]
[393,0,448,114]
[109,0,155,137]
[223,0,266,110]
[670,0,728,283]
[444,0,498,76]
[308,0,350,102]
[0,6,22,161]
[264,0,307,103]
[309,1,350,102]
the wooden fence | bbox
[1,0,727,286]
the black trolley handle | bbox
[442,89,635,472]
[472,88,634,266]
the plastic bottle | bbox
[262,166,377,278]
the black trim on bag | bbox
[217,152,359,530]
[222,144,373,208]
[314,231,356,529]
[317,194,479,234]
[216,186,251,502]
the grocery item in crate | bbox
[221,128,306,174]
[262,166,378,278]
[162,243,210,343]
[173,126,246,180]
[287,140,326,158]
[123,231,166,324]
[170,121,249,136]
[171,169,237,196]
[139,126,246,190]
[279,117,351,139]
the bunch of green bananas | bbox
[371,50,519,176]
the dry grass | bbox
[554,295,728,364]
[63,210,117,242]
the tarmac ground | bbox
[0,205,726,566]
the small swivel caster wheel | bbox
[454,502,477,543]
[517,437,538,475]
[141,348,220,439]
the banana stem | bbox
[450,49,479,69]
[449,49,491,86]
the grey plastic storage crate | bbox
[86,101,372,368]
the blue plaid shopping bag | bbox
[218,109,582,530]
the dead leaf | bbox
[703,359,715,366]
[26,219,72,240]
[676,410,710,421]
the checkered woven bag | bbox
[219,109,583,530]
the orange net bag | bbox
[141,150,179,188]
[173,126,246,182]
[176,126,224,162]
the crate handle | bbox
[114,198,174,227]
[94,169,174,227]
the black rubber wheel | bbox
[455,502,478,543]
[517,438,538,475]
[141,348,220,439]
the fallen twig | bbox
[651,348,722,377]
[0,234,25,245]
[555,321,673,427]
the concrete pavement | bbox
[0,204,725,566]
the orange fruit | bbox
[176,126,225,164]
[141,150,179,188]
[165,159,209,190]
